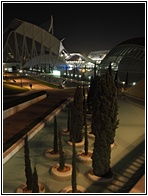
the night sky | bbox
[2,2,145,55]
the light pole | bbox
[19,70,23,87]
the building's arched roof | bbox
[3,18,67,68]
[100,37,145,84]
[118,37,145,47]
[65,53,94,63]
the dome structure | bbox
[99,37,145,84]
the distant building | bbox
[3,18,68,74]
[87,50,109,64]
[99,37,145,85]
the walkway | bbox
[3,82,75,149]
[3,97,145,193]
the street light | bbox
[19,70,23,87]
[4,68,8,76]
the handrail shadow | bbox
[86,140,145,193]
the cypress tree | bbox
[87,76,94,113]
[91,75,111,176]
[53,116,58,154]
[90,76,101,135]
[125,72,129,86]
[91,65,119,177]
[67,103,71,132]
[24,135,32,190]
[70,86,83,142]
[72,140,77,193]
[58,129,65,170]
[83,86,88,155]
[32,166,39,193]
[114,70,118,88]
[106,65,119,144]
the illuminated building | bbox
[99,37,145,84]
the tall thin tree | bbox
[58,129,65,170]
[53,116,58,153]
[91,75,111,176]
[32,166,39,193]
[70,86,83,142]
[24,135,32,190]
[83,85,88,155]
[72,140,77,193]
[91,65,119,177]
[67,103,71,132]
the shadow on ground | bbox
[86,140,145,193]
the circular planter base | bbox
[51,163,72,180]
[87,131,95,138]
[86,113,92,118]
[45,149,66,159]
[59,185,87,193]
[83,123,91,129]
[16,182,45,193]
[111,142,117,150]
[62,128,70,136]
[67,140,84,147]
[87,169,114,183]
[77,150,92,163]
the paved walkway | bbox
[3,77,145,193]
[3,95,145,193]
[3,85,75,147]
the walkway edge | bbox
[3,98,73,164]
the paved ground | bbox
[3,78,75,145]
[3,89,145,193]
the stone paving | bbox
[3,98,145,193]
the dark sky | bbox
[2,2,145,55]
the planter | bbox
[87,131,95,138]
[59,185,87,193]
[67,139,84,147]
[62,128,70,136]
[111,142,117,150]
[16,182,45,193]
[83,122,91,129]
[87,169,114,183]
[45,148,66,159]
[86,113,92,118]
[51,163,72,180]
[77,150,92,163]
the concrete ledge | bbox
[3,99,71,164]
[3,93,47,119]
[124,92,145,103]
[129,175,145,193]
